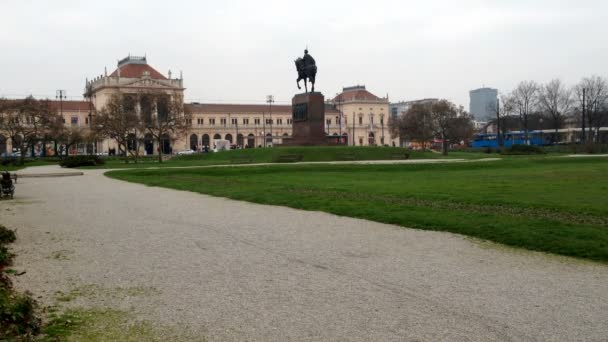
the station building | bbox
[0,56,398,155]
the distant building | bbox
[390,98,439,118]
[469,87,498,120]
[331,85,396,146]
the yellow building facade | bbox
[0,57,398,155]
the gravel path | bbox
[2,165,607,341]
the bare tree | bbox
[0,97,61,164]
[430,100,474,155]
[538,79,573,144]
[575,76,608,142]
[401,102,434,150]
[138,91,192,163]
[430,100,456,155]
[94,93,140,162]
[510,81,540,144]
[55,126,88,157]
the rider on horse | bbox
[296,49,317,93]
[303,49,315,68]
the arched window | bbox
[225,134,233,143]
[202,134,210,147]
[213,133,221,140]
[144,134,154,155]
[189,134,198,150]
[160,134,171,154]
[247,134,255,147]
[237,134,244,146]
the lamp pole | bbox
[539,117,544,146]
[267,95,274,147]
[352,112,355,146]
[582,88,587,143]
[262,111,266,148]
[381,115,385,146]
[56,90,67,156]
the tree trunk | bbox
[554,127,559,145]
[157,137,163,164]
[442,133,448,156]
[19,145,26,165]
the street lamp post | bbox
[381,115,385,146]
[582,88,587,143]
[539,117,544,146]
[267,95,274,147]
[56,90,67,157]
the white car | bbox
[177,149,196,155]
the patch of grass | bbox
[107,157,608,262]
[55,284,160,303]
[83,146,492,169]
[42,308,203,341]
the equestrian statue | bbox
[295,49,317,93]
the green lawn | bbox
[107,157,608,262]
[85,146,492,169]
[1,160,57,171]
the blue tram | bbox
[471,132,545,148]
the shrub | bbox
[0,246,13,267]
[0,286,41,338]
[0,225,16,244]
[59,155,105,168]
[581,143,608,154]
[501,144,546,155]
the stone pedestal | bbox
[286,92,327,145]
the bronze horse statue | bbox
[295,50,317,93]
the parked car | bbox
[176,149,195,155]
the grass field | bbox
[1,159,57,171]
[83,146,492,169]
[107,157,608,262]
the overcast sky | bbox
[1,0,607,107]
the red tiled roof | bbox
[333,89,384,102]
[2,99,91,112]
[49,100,92,111]
[110,64,167,80]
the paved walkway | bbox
[2,165,607,341]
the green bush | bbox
[59,155,105,168]
[580,143,608,154]
[0,286,41,338]
[501,144,546,155]
[0,225,16,244]
[0,246,13,267]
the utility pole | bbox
[582,88,586,143]
[56,90,67,157]
[352,112,355,146]
[267,95,274,147]
[337,97,343,144]
[235,117,239,147]
[496,98,502,147]
[381,115,385,146]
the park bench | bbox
[230,154,254,164]
[391,152,410,160]
[276,153,303,163]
